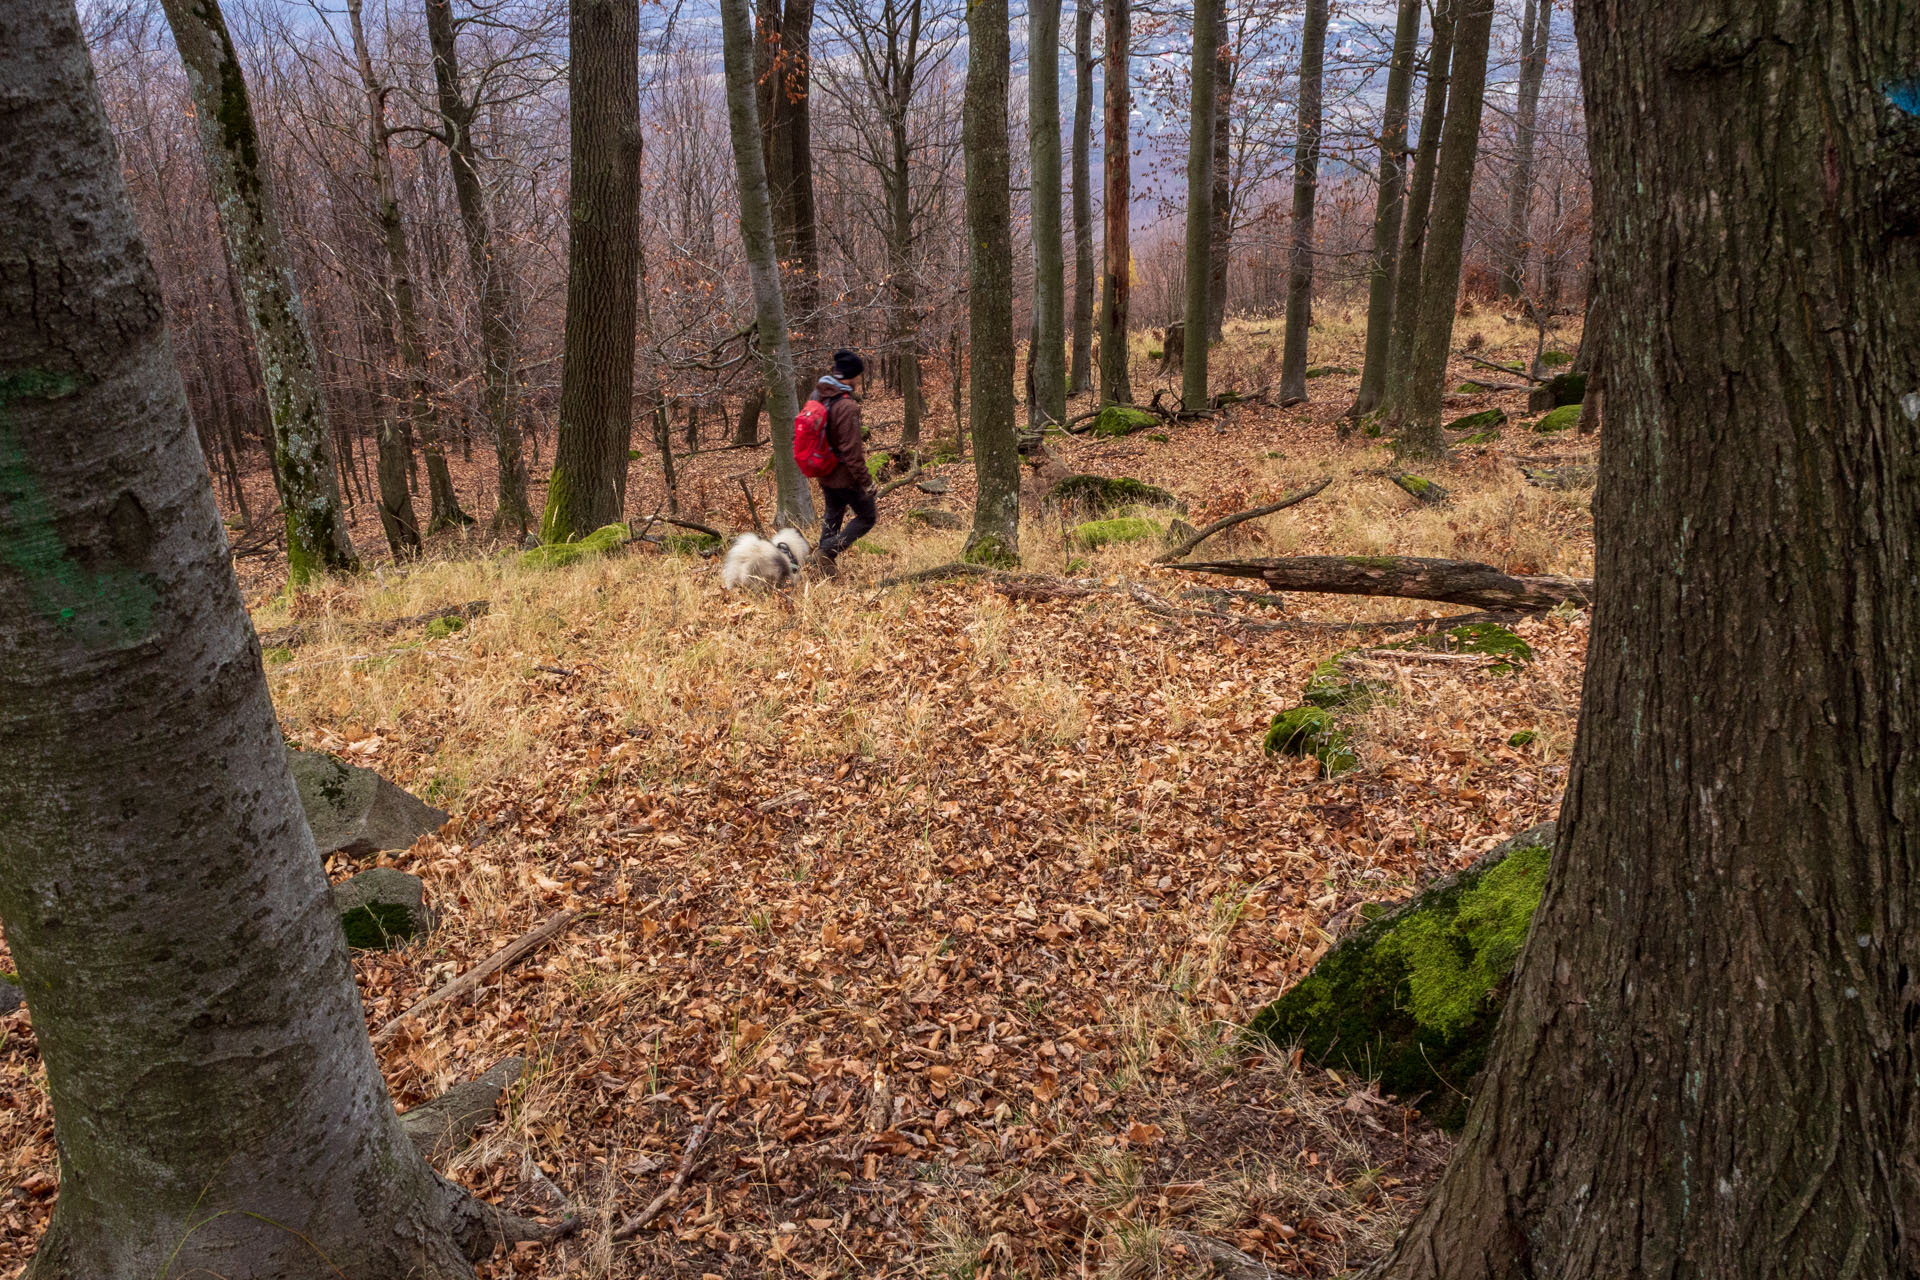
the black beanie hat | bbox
[832,349,865,379]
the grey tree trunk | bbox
[888,119,924,447]
[1374,0,1920,1272]
[1067,0,1095,396]
[1096,0,1132,405]
[346,0,470,536]
[962,0,1018,565]
[1496,0,1550,301]
[425,0,533,537]
[755,0,820,327]
[0,9,504,1273]
[1180,0,1220,411]
[543,0,641,541]
[156,0,358,582]
[1276,0,1329,405]
[1390,0,1492,459]
[1382,0,1454,414]
[1205,37,1233,343]
[1348,0,1421,420]
[721,0,816,526]
[1028,0,1066,427]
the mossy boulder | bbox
[1390,471,1450,504]
[1454,381,1494,394]
[519,522,629,569]
[1249,822,1556,1128]
[1050,473,1181,513]
[0,973,20,1015]
[1305,365,1358,378]
[1263,705,1358,776]
[1444,408,1507,434]
[1455,429,1501,447]
[1540,349,1574,368]
[333,867,431,950]
[867,452,892,483]
[1389,621,1534,674]
[908,507,965,530]
[1507,729,1537,747]
[1527,372,1587,413]
[1091,405,1160,437]
[1072,517,1164,549]
[1533,404,1581,434]
[1302,652,1385,711]
[290,749,449,858]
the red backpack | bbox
[792,398,837,478]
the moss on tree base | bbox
[1249,823,1556,1128]
[519,522,629,569]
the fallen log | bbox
[1155,476,1332,562]
[1174,555,1593,612]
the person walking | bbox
[812,349,877,569]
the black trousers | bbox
[819,484,878,556]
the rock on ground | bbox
[290,748,448,858]
[332,866,432,950]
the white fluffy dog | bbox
[721,527,810,589]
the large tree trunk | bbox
[1374,2,1920,1274]
[887,118,923,447]
[961,0,1018,565]
[1276,0,1329,405]
[1205,37,1233,343]
[346,0,470,536]
[425,0,532,537]
[0,9,506,1273]
[1495,0,1550,301]
[1179,0,1220,411]
[1348,0,1421,421]
[755,0,820,327]
[1382,0,1454,414]
[543,0,641,541]
[1174,555,1591,612]
[157,0,358,583]
[1390,0,1492,459]
[1096,0,1131,406]
[1066,0,1095,396]
[721,0,816,526]
[1028,0,1066,427]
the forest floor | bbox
[0,306,1595,1278]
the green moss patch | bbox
[867,452,892,482]
[1305,365,1358,378]
[1391,471,1449,504]
[1542,372,1586,406]
[1091,405,1160,438]
[424,614,466,640]
[1444,408,1507,433]
[1072,517,1164,549]
[519,522,629,570]
[661,531,722,555]
[1050,474,1179,512]
[1540,349,1573,367]
[341,901,423,951]
[1455,429,1501,447]
[1248,823,1555,1128]
[1146,432,1170,443]
[1302,652,1385,712]
[1389,621,1533,674]
[1533,404,1581,434]
[1506,729,1537,747]
[1454,381,1494,394]
[1263,706,1358,776]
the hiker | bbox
[810,349,876,568]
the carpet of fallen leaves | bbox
[0,313,1596,1278]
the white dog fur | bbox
[721,528,811,589]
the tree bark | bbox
[157,0,358,582]
[1276,0,1329,406]
[1180,0,1220,412]
[1205,37,1233,343]
[1096,0,1131,406]
[962,0,1018,564]
[1382,0,1454,415]
[1067,0,1095,396]
[543,0,641,541]
[1373,1,1920,1273]
[0,9,507,1272]
[1348,0,1421,420]
[1495,0,1550,301]
[1174,555,1590,612]
[425,0,533,537]
[1028,0,1066,428]
[888,104,923,447]
[755,0,820,326]
[1391,0,1492,459]
[346,0,470,536]
[722,0,816,526]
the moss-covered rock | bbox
[1389,621,1534,674]
[424,614,466,640]
[1455,429,1501,447]
[661,531,723,555]
[1391,471,1450,505]
[1540,349,1573,368]
[1444,408,1508,434]
[1091,405,1160,437]
[1527,372,1587,414]
[1301,652,1385,711]
[333,867,432,950]
[1049,473,1180,512]
[1533,404,1581,434]
[1263,705,1358,776]
[1305,365,1359,378]
[1454,381,1494,394]
[867,452,892,483]
[1506,729,1537,747]
[1072,517,1164,549]
[519,522,630,569]
[0,973,20,1015]
[1249,823,1556,1127]
[290,750,449,857]
[907,507,965,530]
[1147,348,1165,361]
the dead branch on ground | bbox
[1156,476,1332,562]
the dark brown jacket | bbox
[814,376,869,492]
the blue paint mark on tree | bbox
[1886,79,1920,117]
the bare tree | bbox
[1028,0,1066,426]
[755,0,821,323]
[1348,0,1421,420]
[961,0,1017,563]
[1096,0,1131,405]
[1066,0,1095,395]
[1180,0,1221,410]
[1383,0,1455,413]
[1496,0,1552,300]
[1276,0,1328,405]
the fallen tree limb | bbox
[400,1056,525,1165]
[260,599,490,651]
[876,561,995,588]
[373,909,581,1044]
[1174,555,1593,612]
[1459,351,1546,383]
[612,1103,726,1240]
[1156,477,1332,562]
[874,463,927,499]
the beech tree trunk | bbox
[1391,0,1492,458]
[1495,0,1550,301]
[157,0,358,583]
[425,0,532,537]
[1028,0,1066,428]
[1374,2,1920,1274]
[1205,38,1233,343]
[1067,0,1095,396]
[1276,0,1328,406]
[1096,0,1132,406]
[543,0,640,541]
[962,0,1018,565]
[346,0,470,535]
[0,9,501,1272]
[755,0,819,326]
[722,0,816,526]
[1175,555,1591,612]
[1382,0,1454,414]
[1180,0,1220,411]
[1349,0,1421,420]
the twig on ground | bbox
[1459,351,1546,383]
[611,1103,726,1240]
[532,664,579,678]
[1156,477,1332,562]
[372,909,582,1044]
[874,463,926,499]
[738,478,768,537]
